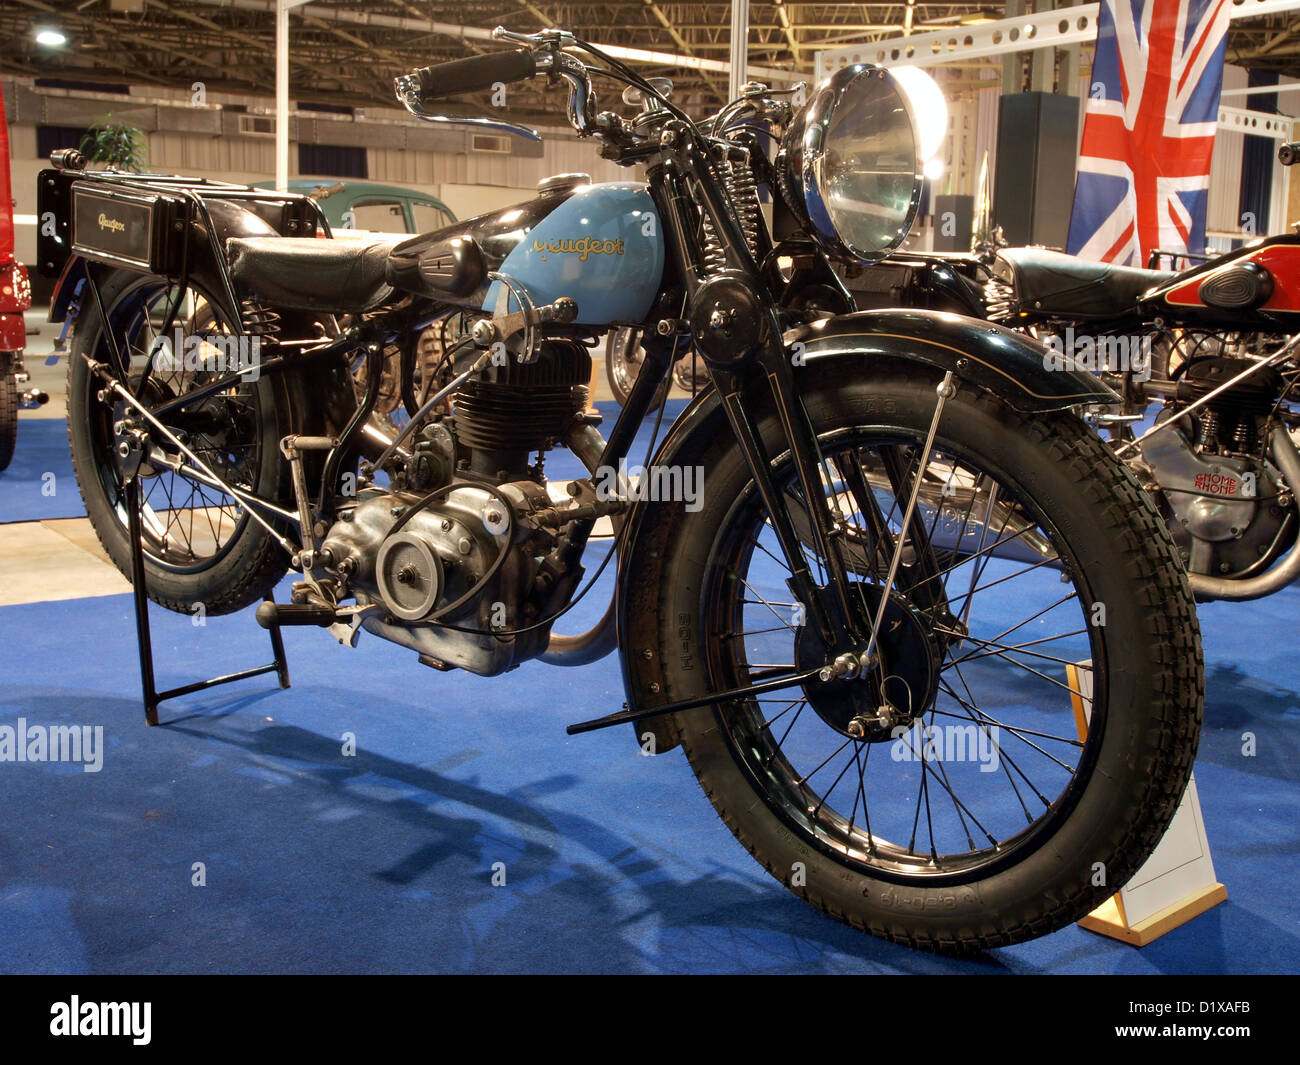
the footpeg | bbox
[255,601,338,629]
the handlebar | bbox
[1281,141,1299,167]
[393,27,772,148]
[397,48,537,103]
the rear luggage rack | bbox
[37,165,330,294]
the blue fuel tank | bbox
[483,182,665,326]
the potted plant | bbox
[79,116,148,172]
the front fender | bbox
[616,307,1116,753]
[791,308,1116,411]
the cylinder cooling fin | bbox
[453,338,592,453]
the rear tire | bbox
[654,366,1203,953]
[66,270,289,615]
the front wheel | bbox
[654,367,1203,952]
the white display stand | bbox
[1067,661,1227,946]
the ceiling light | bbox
[35,28,68,47]
[959,10,998,25]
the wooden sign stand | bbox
[1067,662,1227,947]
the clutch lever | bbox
[492,26,578,48]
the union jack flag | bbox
[1066,0,1231,266]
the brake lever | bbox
[492,25,577,48]
[533,49,597,135]
[395,90,541,143]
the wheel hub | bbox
[110,376,175,480]
[794,582,939,742]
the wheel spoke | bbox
[704,417,1102,878]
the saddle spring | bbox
[983,277,1016,322]
[240,299,281,339]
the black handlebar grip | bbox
[1280,142,1300,167]
[413,49,537,101]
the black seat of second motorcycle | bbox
[1001,247,1173,318]
[227,236,400,313]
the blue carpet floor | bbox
[1,395,1296,973]
[0,558,1297,973]
[0,418,83,523]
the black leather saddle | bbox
[226,236,400,313]
[1000,247,1173,318]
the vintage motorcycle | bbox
[873,141,1300,602]
[42,27,1203,953]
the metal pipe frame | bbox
[816,0,1300,74]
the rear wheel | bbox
[654,367,1202,952]
[66,270,289,614]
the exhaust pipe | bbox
[541,422,620,666]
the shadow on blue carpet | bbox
[0,558,1296,974]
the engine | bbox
[317,334,602,676]
[1139,357,1296,578]
[1175,356,1282,457]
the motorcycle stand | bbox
[124,471,291,726]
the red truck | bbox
[1,77,36,470]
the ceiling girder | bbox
[0,0,1297,117]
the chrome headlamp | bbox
[780,64,939,262]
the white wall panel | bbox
[150,131,274,174]
[1207,64,1248,239]
[368,136,625,193]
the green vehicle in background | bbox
[254,178,455,234]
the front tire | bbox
[654,366,1203,953]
